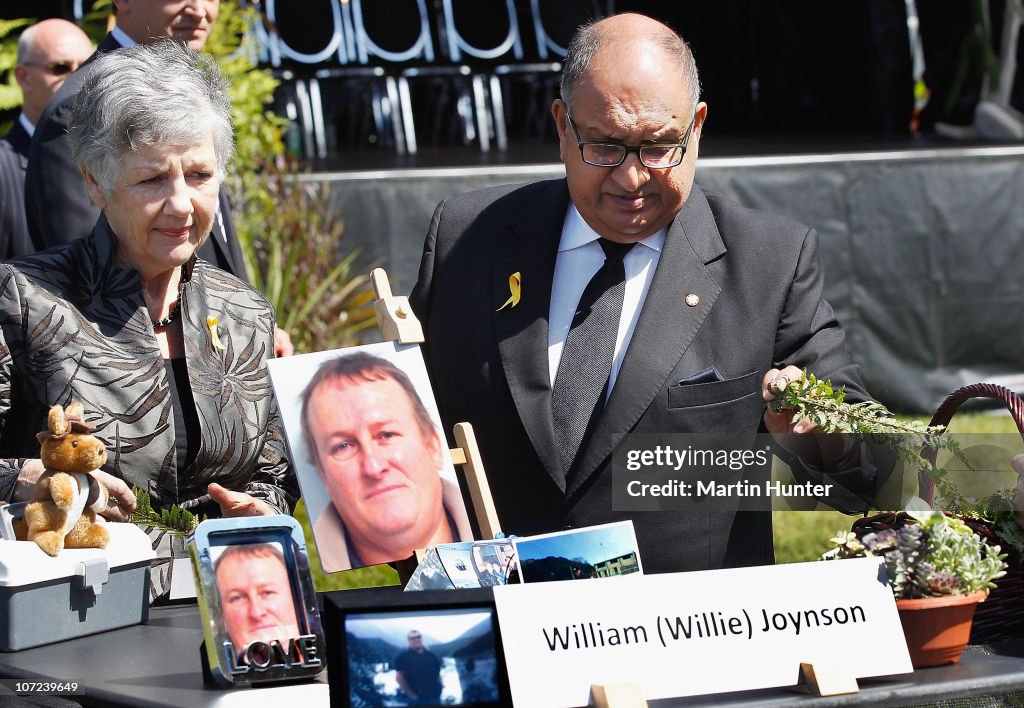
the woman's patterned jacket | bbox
[0,217,298,516]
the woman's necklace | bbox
[151,305,180,329]
[151,266,186,329]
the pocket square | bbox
[677,366,724,386]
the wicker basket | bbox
[854,383,1024,645]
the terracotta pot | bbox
[896,591,987,668]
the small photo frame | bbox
[268,342,475,573]
[322,587,510,707]
[511,521,643,583]
[190,516,326,686]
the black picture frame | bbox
[321,587,511,708]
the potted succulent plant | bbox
[824,511,1008,667]
[775,371,1024,647]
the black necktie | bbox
[552,238,636,483]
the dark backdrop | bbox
[9,1,1022,139]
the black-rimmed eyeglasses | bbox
[566,112,694,169]
[22,61,77,76]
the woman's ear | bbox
[81,168,107,209]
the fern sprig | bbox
[130,486,201,536]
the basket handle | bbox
[919,383,1024,505]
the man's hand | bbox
[274,326,294,358]
[762,366,817,440]
[208,483,276,517]
[762,366,853,463]
[92,470,137,522]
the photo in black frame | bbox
[322,587,511,708]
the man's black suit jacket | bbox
[411,179,885,574]
[25,33,248,279]
[0,120,31,260]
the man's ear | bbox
[81,168,107,209]
[13,65,29,92]
[551,98,569,163]
[692,102,708,141]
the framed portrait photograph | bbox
[190,516,326,686]
[322,587,510,708]
[268,342,475,573]
[511,521,643,583]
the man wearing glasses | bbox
[411,13,884,575]
[0,19,91,260]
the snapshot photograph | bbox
[268,342,474,572]
[345,608,501,706]
[512,521,643,583]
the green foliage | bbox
[204,1,287,182]
[203,2,375,351]
[0,18,34,117]
[130,486,201,537]
[237,168,378,352]
[824,512,1008,599]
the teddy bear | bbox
[21,402,111,556]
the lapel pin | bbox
[497,271,522,311]
[207,315,227,350]
[685,293,700,307]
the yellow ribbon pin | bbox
[496,272,521,311]
[207,315,226,350]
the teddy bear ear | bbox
[63,401,94,434]
[48,405,69,436]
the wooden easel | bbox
[371,268,502,541]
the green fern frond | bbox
[130,486,201,536]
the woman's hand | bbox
[207,483,276,517]
[11,459,46,502]
[12,461,136,521]
[274,326,294,358]
[93,470,136,522]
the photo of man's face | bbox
[215,544,301,654]
[306,372,446,558]
[269,344,474,572]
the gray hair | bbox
[560,16,701,118]
[69,39,233,194]
[16,24,38,64]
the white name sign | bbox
[494,557,911,707]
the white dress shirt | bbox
[110,25,136,48]
[548,205,665,395]
[18,113,34,137]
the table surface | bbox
[0,605,327,707]
[0,605,1022,707]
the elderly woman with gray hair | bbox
[0,40,297,568]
